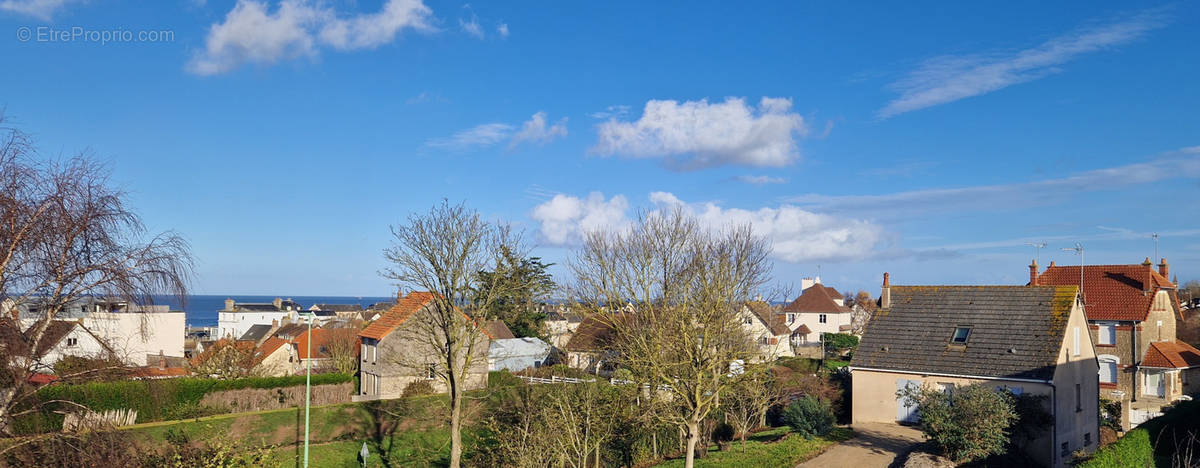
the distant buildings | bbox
[7,297,185,367]
[217,297,301,340]
[778,277,853,348]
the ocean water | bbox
[151,295,395,328]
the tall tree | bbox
[382,200,526,468]
[475,250,556,338]
[0,120,192,435]
[850,290,876,335]
[569,208,772,468]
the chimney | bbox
[1143,257,1153,267]
[224,298,235,311]
[1049,261,1056,268]
[1029,259,1039,286]
[273,298,283,310]
[880,272,891,309]
[1159,258,1169,278]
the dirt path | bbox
[797,423,924,468]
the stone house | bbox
[1032,257,1196,428]
[739,301,793,362]
[357,292,490,399]
[850,275,1099,467]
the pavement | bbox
[797,422,925,468]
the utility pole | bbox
[1152,233,1159,261]
[304,312,313,468]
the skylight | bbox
[951,327,971,344]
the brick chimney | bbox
[224,298,235,311]
[880,272,891,309]
[1159,258,1169,278]
[1029,259,1039,286]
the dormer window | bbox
[951,327,971,344]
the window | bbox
[371,344,377,364]
[1075,383,1082,412]
[361,343,367,362]
[425,364,437,380]
[66,337,78,347]
[744,317,753,325]
[1073,327,1080,356]
[951,327,971,343]
[1099,356,1119,384]
[759,336,768,345]
[1097,322,1116,345]
[786,313,795,324]
[1084,432,1092,446]
[819,314,827,324]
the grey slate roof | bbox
[239,324,273,342]
[850,285,1079,382]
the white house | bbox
[13,298,185,366]
[739,301,793,361]
[489,337,553,372]
[217,298,302,340]
[778,278,853,345]
[0,320,113,372]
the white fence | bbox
[517,375,671,392]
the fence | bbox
[517,375,672,392]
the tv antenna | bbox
[1152,233,1159,261]
[1025,242,1047,264]
[1062,243,1084,302]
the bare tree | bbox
[569,208,772,468]
[324,327,360,375]
[189,339,258,379]
[724,367,776,451]
[0,120,191,436]
[381,200,526,468]
[850,290,876,335]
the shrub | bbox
[402,380,435,397]
[1099,398,1122,431]
[487,370,524,388]
[1075,428,1152,468]
[899,383,1016,463]
[712,422,735,443]
[782,396,834,439]
[822,333,859,353]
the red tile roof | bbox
[1142,341,1200,369]
[795,324,812,334]
[359,291,436,340]
[1035,262,1179,322]
[254,337,288,365]
[294,329,330,360]
[783,286,850,314]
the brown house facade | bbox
[1032,258,1198,428]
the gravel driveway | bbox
[797,422,925,468]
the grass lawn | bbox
[823,359,850,371]
[265,428,456,468]
[653,426,853,468]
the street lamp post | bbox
[304,312,313,468]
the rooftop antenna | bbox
[1062,243,1084,304]
[1025,242,1047,264]
[1152,233,1159,261]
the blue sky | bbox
[1,0,1198,296]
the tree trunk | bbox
[0,388,13,436]
[684,421,699,468]
[449,378,463,468]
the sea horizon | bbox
[149,294,396,328]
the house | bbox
[253,336,292,376]
[739,301,793,361]
[850,274,1098,467]
[485,320,516,340]
[489,337,553,371]
[779,279,853,346]
[561,314,619,375]
[1,319,114,372]
[217,297,302,340]
[238,324,274,344]
[309,304,364,320]
[543,306,583,349]
[1032,257,1194,428]
[11,297,185,366]
[357,291,490,399]
[290,328,335,372]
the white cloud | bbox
[530,192,630,245]
[188,0,433,76]
[424,123,514,151]
[509,112,567,148]
[0,0,78,19]
[459,17,483,38]
[879,9,1166,118]
[788,149,1200,219]
[531,191,884,262]
[732,175,787,185]
[593,97,808,170]
[496,23,509,38]
[425,112,568,152]
[588,105,631,119]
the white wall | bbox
[84,312,186,366]
[792,312,852,342]
[38,324,109,370]
[218,311,289,340]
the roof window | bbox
[951,327,971,344]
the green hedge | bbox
[1077,428,1153,468]
[23,373,353,431]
